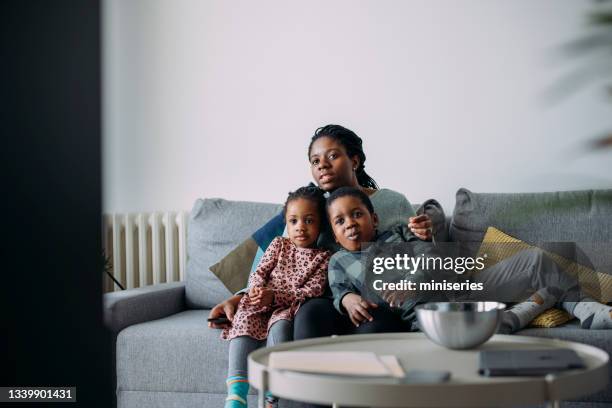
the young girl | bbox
[221,186,330,408]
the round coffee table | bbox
[248,333,608,407]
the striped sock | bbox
[499,288,558,333]
[225,375,249,408]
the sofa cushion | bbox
[451,188,612,273]
[116,310,307,408]
[186,198,282,308]
[117,310,246,394]
[517,322,612,403]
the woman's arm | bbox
[373,189,433,241]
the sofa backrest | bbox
[185,198,282,309]
[450,188,612,272]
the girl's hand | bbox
[251,288,274,307]
[248,286,262,299]
[408,214,433,240]
[341,293,378,327]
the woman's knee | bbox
[353,318,408,334]
[294,298,339,340]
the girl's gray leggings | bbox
[227,319,293,377]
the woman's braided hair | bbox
[308,124,379,190]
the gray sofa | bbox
[104,188,612,408]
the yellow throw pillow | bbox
[530,308,573,328]
[477,226,612,327]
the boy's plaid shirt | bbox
[328,226,410,314]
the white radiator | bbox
[102,211,189,292]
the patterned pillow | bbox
[210,213,286,294]
[530,308,573,328]
[476,226,612,327]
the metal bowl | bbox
[416,302,506,350]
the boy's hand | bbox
[408,214,432,240]
[341,293,378,327]
[381,289,412,308]
[250,287,274,307]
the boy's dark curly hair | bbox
[326,186,374,215]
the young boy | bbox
[326,187,612,333]
[326,187,446,329]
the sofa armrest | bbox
[103,282,187,334]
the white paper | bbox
[268,351,405,378]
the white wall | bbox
[103,0,612,214]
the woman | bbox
[208,124,438,337]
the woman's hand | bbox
[341,293,378,327]
[408,214,433,240]
[249,287,274,307]
[208,294,242,328]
